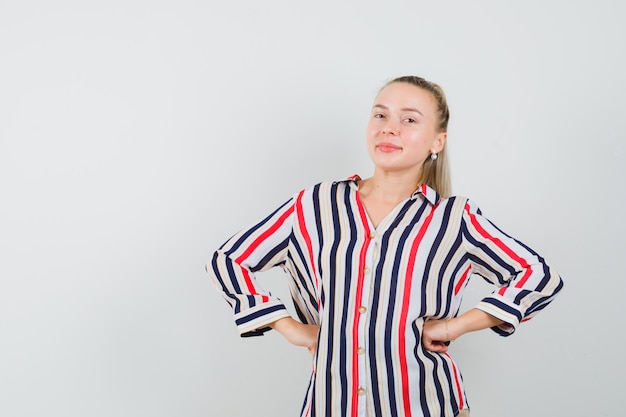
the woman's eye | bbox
[374,113,385,119]
[404,118,416,123]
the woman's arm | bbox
[459,199,564,335]
[270,317,320,355]
[422,309,504,353]
[422,198,563,352]
[209,198,296,337]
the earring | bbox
[430,152,437,161]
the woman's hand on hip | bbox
[422,318,455,353]
[271,317,320,355]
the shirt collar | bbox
[412,183,440,206]
[334,174,441,206]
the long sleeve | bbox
[461,199,564,336]
[209,197,296,337]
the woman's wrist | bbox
[445,318,456,342]
[451,309,505,339]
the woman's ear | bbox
[432,132,447,153]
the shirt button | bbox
[358,306,367,314]
[363,267,370,275]
[369,231,376,239]
[357,347,365,355]
[357,387,366,396]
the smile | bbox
[376,142,402,153]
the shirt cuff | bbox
[475,295,524,337]
[234,302,291,337]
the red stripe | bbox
[398,208,437,417]
[296,191,320,308]
[444,352,464,410]
[464,204,533,291]
[498,267,533,296]
[454,265,472,296]
[351,192,372,416]
[234,205,295,296]
[240,269,269,303]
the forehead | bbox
[374,82,437,112]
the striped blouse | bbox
[209,176,563,417]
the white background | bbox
[1,1,624,416]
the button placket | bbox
[356,231,377,415]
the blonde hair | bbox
[381,76,452,198]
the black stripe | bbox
[234,304,287,326]
[250,237,289,271]
[337,183,355,415]
[482,297,523,323]
[322,182,341,416]
[289,234,318,312]
[422,200,454,318]
[210,252,241,312]
[223,198,293,257]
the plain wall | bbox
[1,1,624,416]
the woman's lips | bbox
[377,142,402,153]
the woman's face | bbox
[366,82,446,175]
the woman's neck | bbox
[358,170,421,206]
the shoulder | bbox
[434,194,483,223]
[439,193,483,207]
[293,176,357,199]
[436,194,472,210]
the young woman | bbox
[209,76,563,417]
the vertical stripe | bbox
[351,190,372,416]
[398,206,437,417]
[443,352,464,410]
[337,183,358,415]
[296,190,321,307]
[454,266,472,296]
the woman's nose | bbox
[382,121,399,135]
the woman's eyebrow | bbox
[372,104,423,116]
